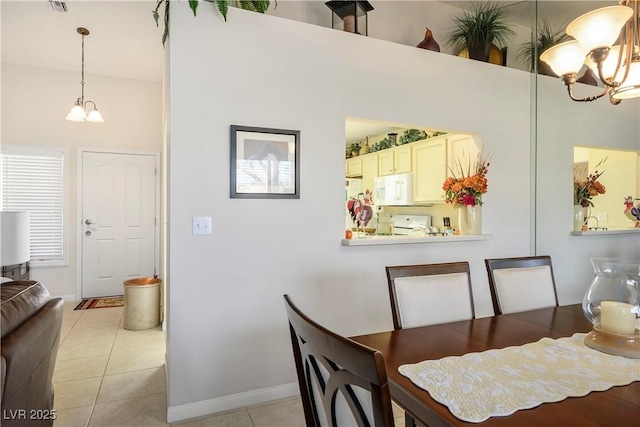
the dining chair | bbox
[283,294,395,427]
[484,255,559,315]
[386,262,475,330]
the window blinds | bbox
[1,150,64,263]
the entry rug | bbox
[74,296,124,310]
[398,333,640,423]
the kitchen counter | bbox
[341,234,491,246]
[571,228,640,236]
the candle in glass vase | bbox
[600,301,637,335]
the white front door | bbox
[81,151,157,298]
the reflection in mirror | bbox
[574,146,640,230]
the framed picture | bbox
[230,125,300,199]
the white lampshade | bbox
[86,109,104,123]
[611,60,640,100]
[1,211,30,266]
[540,40,587,77]
[66,103,87,122]
[585,45,622,80]
[567,6,633,53]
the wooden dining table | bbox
[351,304,640,426]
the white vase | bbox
[573,205,585,231]
[458,205,482,235]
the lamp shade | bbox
[611,60,640,99]
[585,45,622,80]
[86,109,104,123]
[567,6,633,53]
[66,103,86,122]
[1,211,30,266]
[540,40,587,77]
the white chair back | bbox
[492,265,557,314]
[394,273,473,328]
[387,262,475,330]
[485,256,559,315]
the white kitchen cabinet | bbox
[395,145,412,174]
[412,137,447,203]
[378,145,412,176]
[362,153,379,194]
[447,134,480,173]
[346,156,363,177]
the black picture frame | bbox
[230,125,300,199]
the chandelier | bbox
[540,0,640,104]
[65,27,104,122]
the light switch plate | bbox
[192,217,212,235]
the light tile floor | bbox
[53,302,405,427]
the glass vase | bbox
[458,205,481,235]
[573,205,585,231]
[582,257,640,358]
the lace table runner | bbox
[398,334,640,423]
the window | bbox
[1,148,65,265]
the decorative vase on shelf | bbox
[458,205,481,235]
[416,27,440,52]
[573,205,584,231]
[359,137,370,155]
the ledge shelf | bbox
[342,234,491,246]
[571,228,640,236]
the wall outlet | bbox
[192,217,212,235]
[596,212,608,222]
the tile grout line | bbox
[86,308,123,426]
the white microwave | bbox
[374,173,414,206]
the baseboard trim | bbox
[166,382,299,423]
[57,294,78,302]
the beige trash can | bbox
[123,277,161,330]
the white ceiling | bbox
[1,0,165,82]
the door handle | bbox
[85,219,96,225]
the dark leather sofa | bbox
[1,281,63,427]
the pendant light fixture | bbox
[540,0,640,105]
[65,27,104,122]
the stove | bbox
[392,215,432,236]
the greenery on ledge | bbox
[347,129,449,158]
[153,0,273,45]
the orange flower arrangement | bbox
[574,158,606,208]
[443,151,491,207]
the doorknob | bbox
[85,219,96,225]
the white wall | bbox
[166,5,534,421]
[1,63,162,298]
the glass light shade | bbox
[86,109,104,123]
[65,103,86,122]
[567,6,633,53]
[540,40,587,76]
[582,257,639,334]
[611,59,640,99]
[585,45,622,80]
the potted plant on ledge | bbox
[447,2,515,65]
[154,0,274,45]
